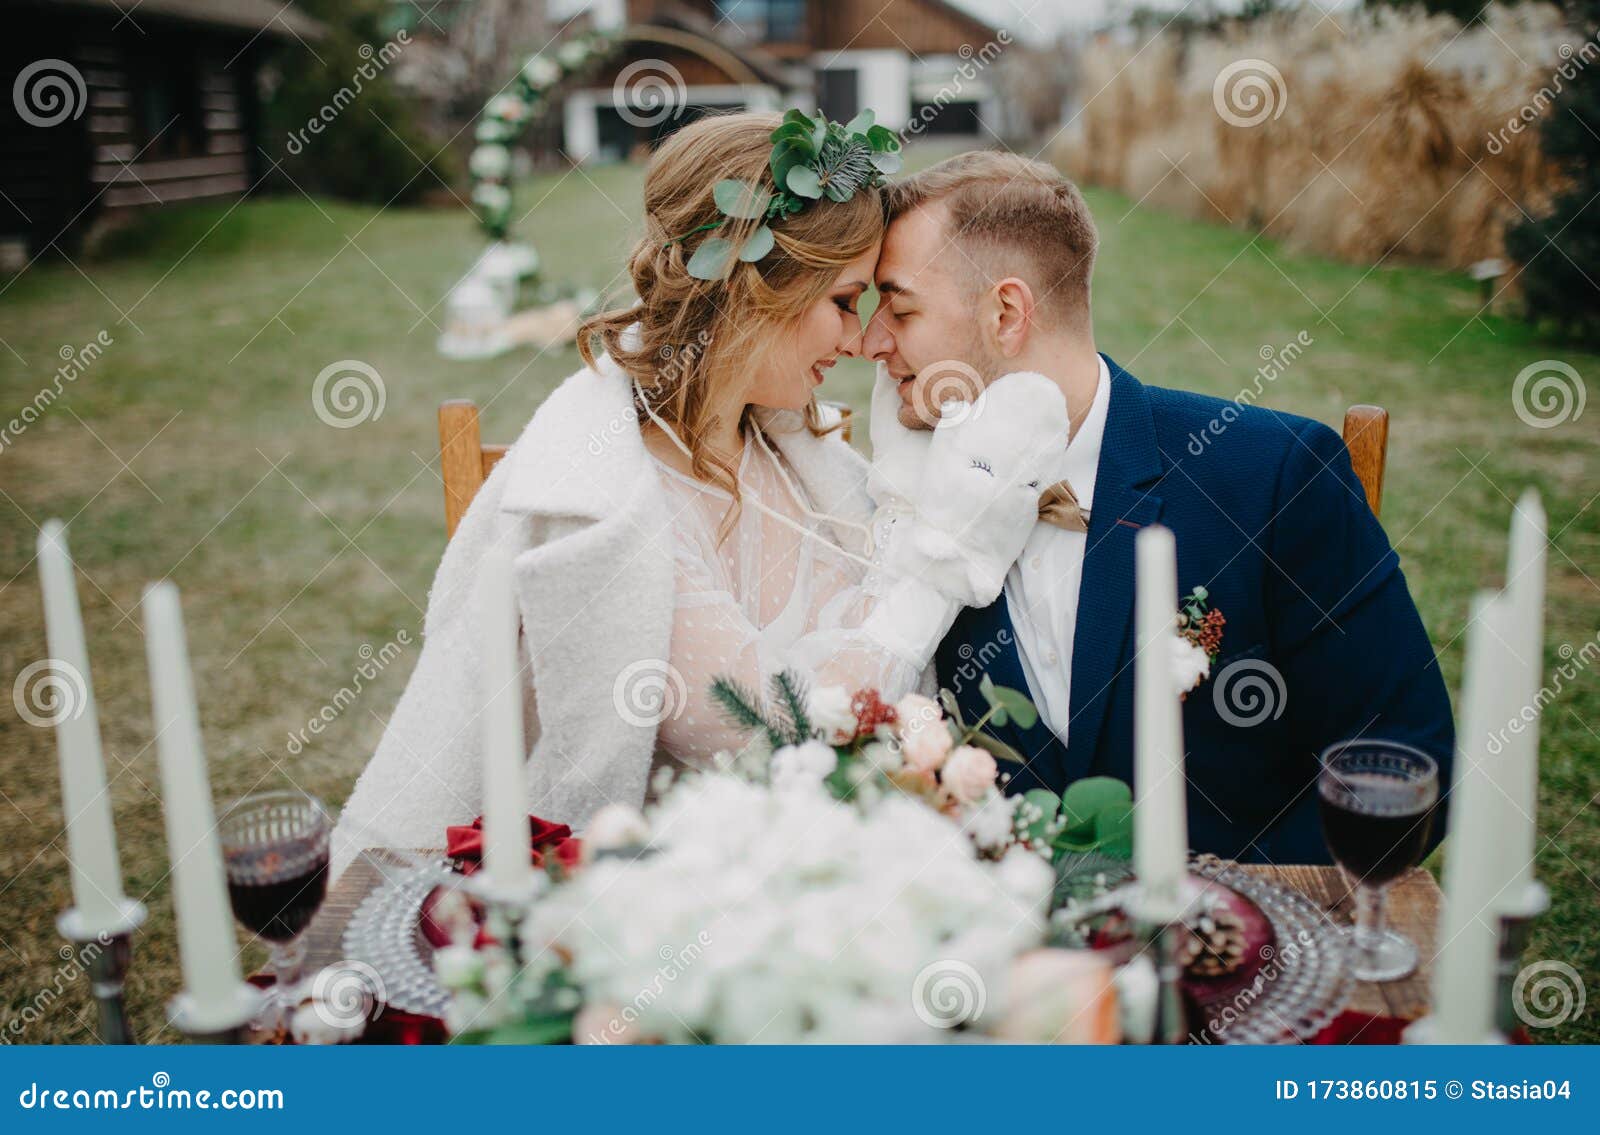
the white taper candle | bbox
[477,541,533,898]
[1499,489,1545,912]
[37,521,128,932]
[143,581,242,1021]
[1431,591,1517,1042]
[1134,524,1188,922]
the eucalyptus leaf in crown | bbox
[679,108,903,281]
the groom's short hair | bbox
[885,151,1098,332]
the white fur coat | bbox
[329,356,876,879]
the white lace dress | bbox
[651,422,930,769]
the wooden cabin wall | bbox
[2,12,261,254]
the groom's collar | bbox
[1098,354,1166,490]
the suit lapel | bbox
[1063,357,1166,780]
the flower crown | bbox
[670,108,903,281]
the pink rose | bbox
[896,693,953,773]
[941,745,998,803]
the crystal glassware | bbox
[1317,739,1439,982]
[219,789,332,1028]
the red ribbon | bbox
[443,814,582,875]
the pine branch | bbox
[709,674,786,748]
[769,670,812,746]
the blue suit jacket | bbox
[934,356,1454,864]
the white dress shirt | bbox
[1003,354,1112,749]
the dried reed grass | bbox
[1051,5,1578,269]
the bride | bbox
[330,111,1045,877]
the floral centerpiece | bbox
[431,672,1126,1044]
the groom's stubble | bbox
[898,321,1010,431]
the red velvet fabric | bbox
[443,814,581,874]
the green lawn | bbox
[2,156,1597,1044]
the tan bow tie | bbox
[1037,480,1090,533]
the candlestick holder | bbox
[1496,879,1550,1037]
[169,983,267,1044]
[1135,914,1190,1045]
[56,899,147,1045]
[467,873,546,959]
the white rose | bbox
[807,684,858,744]
[469,144,511,180]
[770,740,837,790]
[584,802,650,854]
[487,94,528,122]
[860,739,903,774]
[557,41,589,68]
[994,844,1055,909]
[289,999,364,1045]
[472,183,511,212]
[433,943,485,990]
[896,693,952,772]
[522,55,561,88]
[444,990,490,1036]
[941,744,998,803]
[1170,636,1211,694]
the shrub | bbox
[1504,0,1600,341]
[260,0,456,205]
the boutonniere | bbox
[1172,586,1226,698]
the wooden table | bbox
[303,852,1441,1026]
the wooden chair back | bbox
[1341,404,1388,518]
[438,400,1388,537]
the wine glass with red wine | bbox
[219,789,332,1027]
[1317,740,1439,982]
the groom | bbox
[865,152,1454,864]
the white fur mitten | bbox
[890,371,1069,607]
[866,361,932,512]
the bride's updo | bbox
[579,111,884,500]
